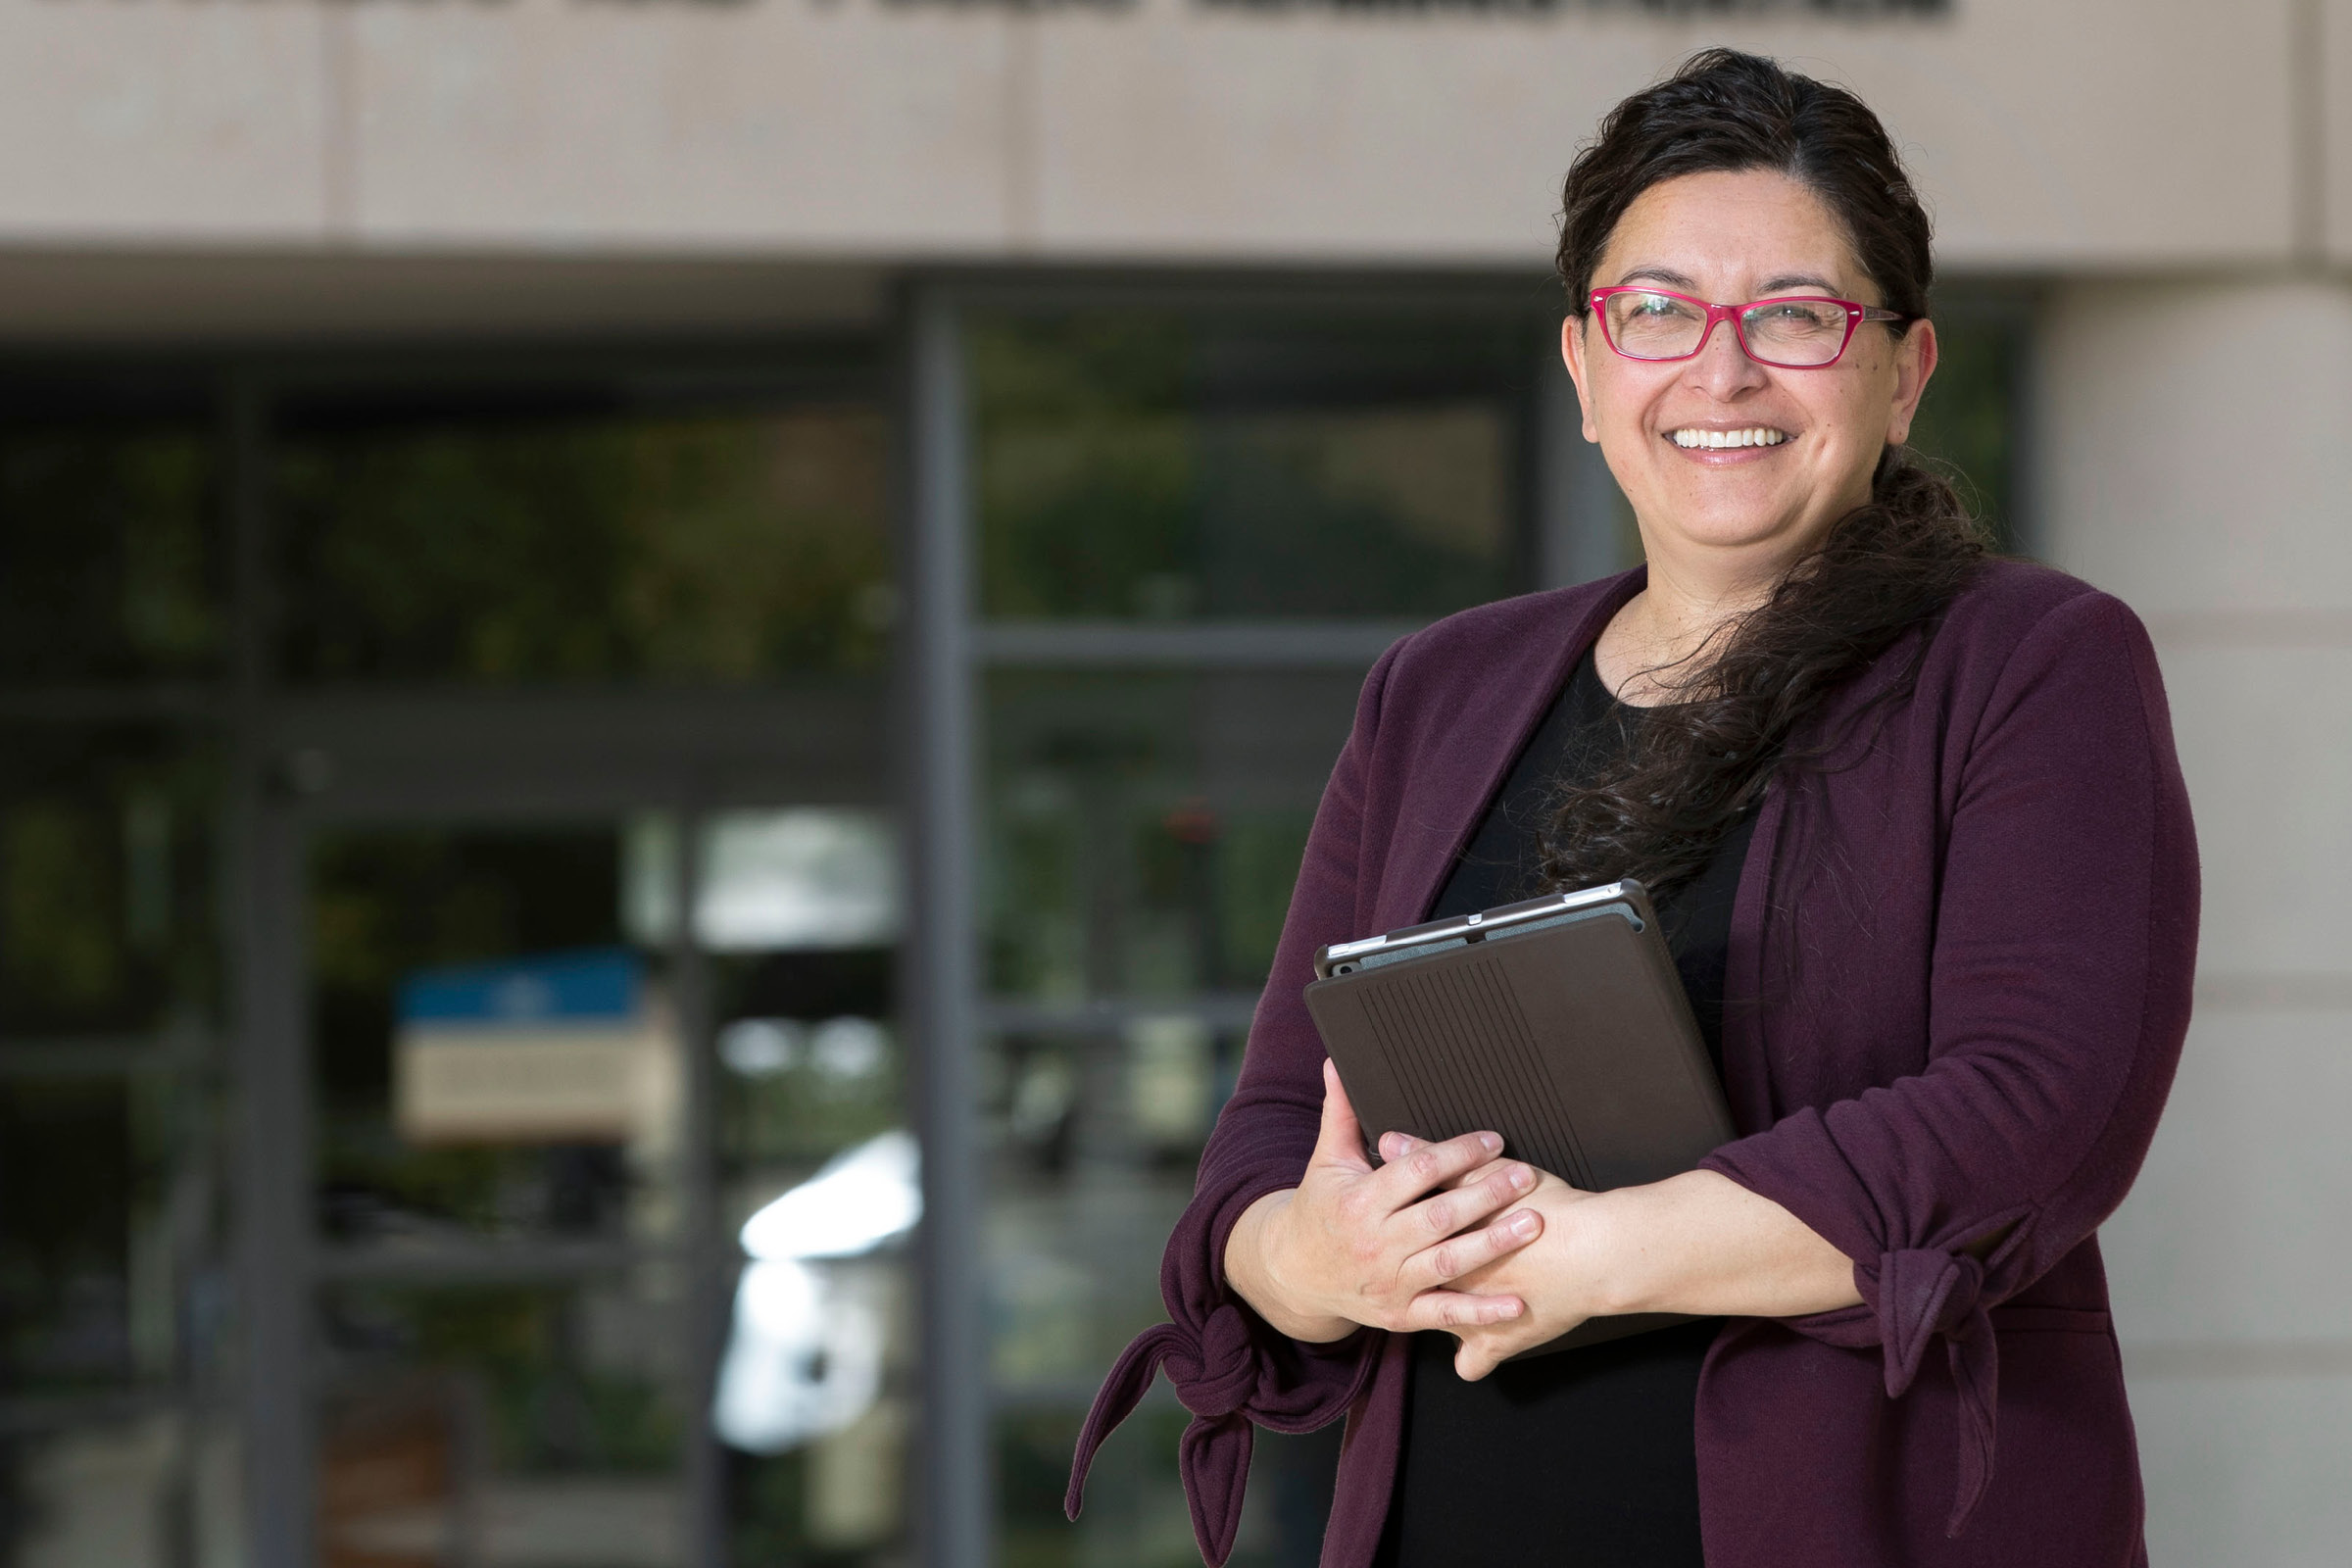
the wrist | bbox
[1575,1187,1665,1318]
[1227,1190,1353,1344]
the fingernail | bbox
[1508,1165,1533,1190]
[1478,1132,1501,1153]
[1507,1211,1538,1237]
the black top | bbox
[1373,649,1757,1568]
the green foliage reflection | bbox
[0,426,221,681]
[329,1283,682,1475]
[1906,300,2028,552]
[0,731,219,1037]
[971,313,1520,620]
[279,410,890,682]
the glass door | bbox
[306,818,693,1568]
[297,805,914,1568]
[253,367,910,1568]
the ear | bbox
[1561,315,1600,445]
[1884,318,1938,447]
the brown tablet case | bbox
[1302,889,1736,1354]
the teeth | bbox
[1670,427,1788,449]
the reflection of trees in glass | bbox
[1210,809,1316,986]
[0,426,221,681]
[1907,302,2027,552]
[986,674,1347,1004]
[327,1284,682,1475]
[972,314,1520,620]
[0,730,219,1037]
[718,1036,904,1171]
[278,410,890,682]
[1,1080,132,1391]
[999,1405,1201,1568]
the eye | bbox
[1747,300,1843,328]
[1618,292,1699,321]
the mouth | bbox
[1667,426,1791,451]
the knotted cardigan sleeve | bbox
[1700,591,2200,1538]
[1065,639,1404,1566]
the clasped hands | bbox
[1224,1060,1611,1381]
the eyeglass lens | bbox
[1603,292,1852,367]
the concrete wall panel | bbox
[346,0,1018,250]
[2152,643,2352,980]
[2103,1012,2352,1344]
[2324,0,2352,261]
[1030,0,2299,267]
[0,1,330,238]
[0,0,2308,267]
[2128,1373,2352,1568]
[2040,280,2352,617]
[1728,4,2298,270]
[1027,10,1674,262]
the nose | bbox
[1685,313,1770,398]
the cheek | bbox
[1590,364,1671,438]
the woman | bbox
[1068,49,2196,1568]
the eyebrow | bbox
[1611,267,1849,298]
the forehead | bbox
[1597,169,1866,296]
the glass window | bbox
[318,1276,691,1568]
[970,297,1546,1567]
[1,1411,225,1568]
[699,812,912,1568]
[983,670,1363,1004]
[0,727,222,1039]
[0,413,222,684]
[1908,292,2033,553]
[310,826,684,1248]
[972,310,1529,621]
[0,726,224,1406]
[276,404,891,684]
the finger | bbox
[1395,1158,1536,1244]
[1379,1135,1522,1192]
[1452,1321,1545,1383]
[1311,1058,1373,1174]
[1371,1128,1506,1206]
[1395,1289,1525,1334]
[1446,1155,1524,1191]
[1400,1206,1543,1292]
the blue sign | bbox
[397,949,642,1029]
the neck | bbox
[1614,532,1808,681]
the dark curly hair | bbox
[1540,48,1988,898]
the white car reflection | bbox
[711,1130,919,1454]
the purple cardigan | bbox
[1066,562,2198,1568]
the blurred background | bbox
[0,1,2339,1565]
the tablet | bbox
[1303,879,1736,1353]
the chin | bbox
[1664,508,1808,554]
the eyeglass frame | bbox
[1586,285,1914,369]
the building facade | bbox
[0,2,2344,1566]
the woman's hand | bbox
[1436,1162,1610,1379]
[1429,1158,1868,1381]
[1223,1061,1549,1343]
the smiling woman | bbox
[1068,48,2197,1568]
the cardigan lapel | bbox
[1374,567,1647,932]
[1716,616,1936,1135]
[1720,780,1785,1137]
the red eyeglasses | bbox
[1588,286,1911,369]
